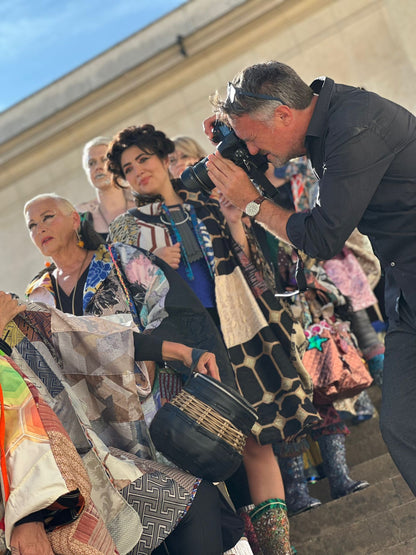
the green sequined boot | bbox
[249,498,291,555]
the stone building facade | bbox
[1,0,415,295]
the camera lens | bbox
[181,157,216,194]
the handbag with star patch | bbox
[302,320,373,404]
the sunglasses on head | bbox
[226,82,284,105]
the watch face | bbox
[245,201,260,217]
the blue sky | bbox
[0,0,185,112]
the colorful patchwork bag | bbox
[302,320,373,404]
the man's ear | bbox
[273,105,292,126]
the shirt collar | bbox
[306,76,335,139]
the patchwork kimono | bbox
[0,344,119,554]
[22,244,235,553]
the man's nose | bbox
[246,143,259,155]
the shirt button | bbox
[390,261,396,267]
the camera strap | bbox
[247,166,307,295]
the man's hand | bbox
[10,522,54,554]
[0,292,26,336]
[206,151,259,211]
[154,243,181,269]
[203,115,217,143]
[206,152,293,244]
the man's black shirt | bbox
[286,77,416,323]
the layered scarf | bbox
[109,186,320,444]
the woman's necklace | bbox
[160,203,214,281]
[160,209,189,227]
[161,203,194,280]
[55,249,90,315]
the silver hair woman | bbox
[22,192,248,555]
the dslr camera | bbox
[181,121,268,195]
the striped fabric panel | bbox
[135,219,171,252]
[159,372,182,401]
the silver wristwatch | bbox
[244,195,266,218]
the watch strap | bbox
[252,195,265,206]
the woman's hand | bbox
[218,191,251,257]
[192,350,220,381]
[218,191,243,225]
[0,292,26,336]
[161,342,220,381]
[154,243,181,269]
[10,522,54,554]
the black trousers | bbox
[379,301,416,495]
[151,481,223,555]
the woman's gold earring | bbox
[76,230,85,248]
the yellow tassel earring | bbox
[76,229,85,248]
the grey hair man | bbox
[205,60,416,495]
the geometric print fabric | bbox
[121,471,193,554]
[16,338,64,398]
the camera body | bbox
[181,121,268,195]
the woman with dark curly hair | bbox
[106,124,321,555]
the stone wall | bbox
[1,0,415,296]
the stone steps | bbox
[290,453,415,554]
[289,387,416,554]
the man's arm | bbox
[287,127,397,259]
[206,152,294,244]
